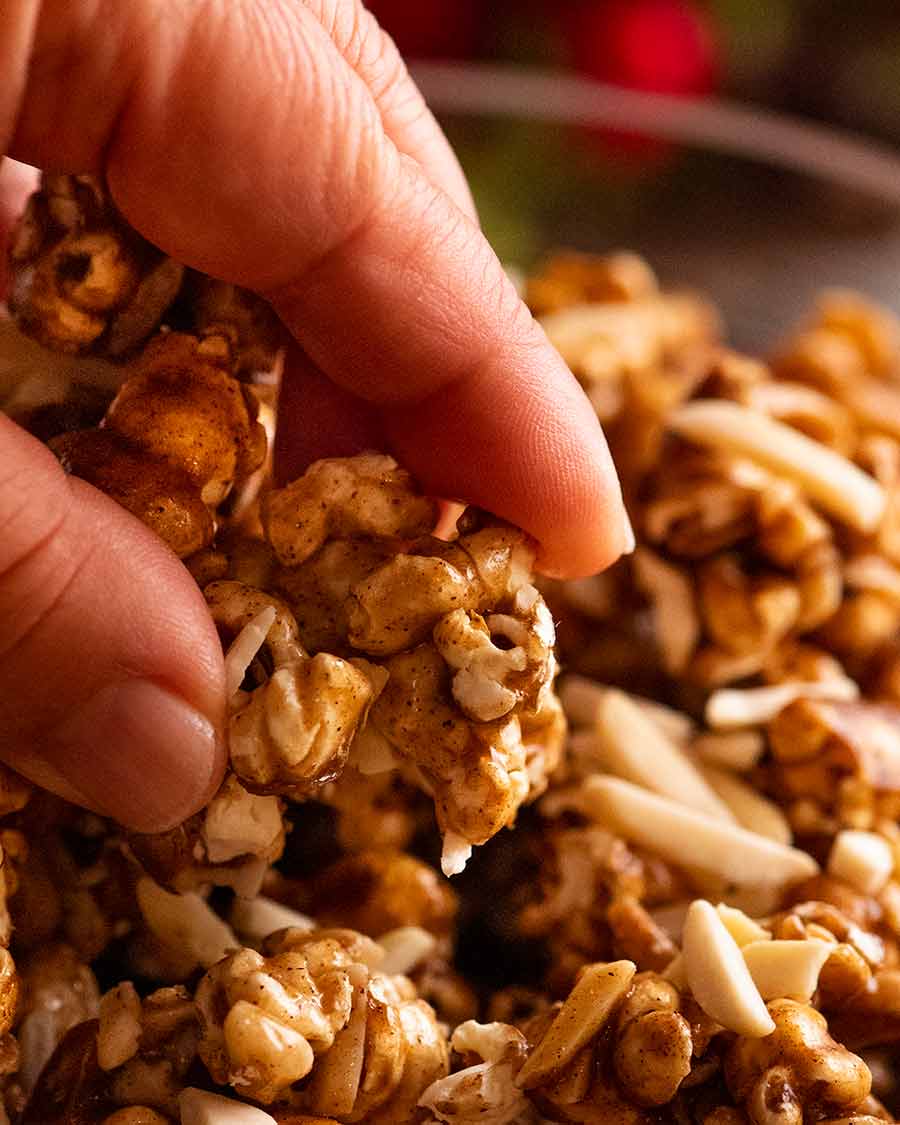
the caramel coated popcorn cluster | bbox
[8,187,900,1123]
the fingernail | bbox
[48,680,225,832]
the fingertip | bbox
[45,678,227,834]
[534,487,635,579]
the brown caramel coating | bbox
[188,276,285,376]
[263,454,437,569]
[612,974,692,1107]
[51,331,266,557]
[726,999,872,1124]
[195,927,448,1115]
[106,333,266,505]
[206,580,374,795]
[298,849,458,938]
[9,174,183,359]
[372,642,529,845]
[265,457,561,853]
[525,250,660,316]
[52,429,213,558]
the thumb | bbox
[0,415,226,830]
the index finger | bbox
[7,0,632,576]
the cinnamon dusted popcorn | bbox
[52,331,266,556]
[195,926,449,1118]
[8,173,282,374]
[725,1000,874,1123]
[207,581,374,795]
[264,454,563,867]
[8,174,184,358]
[768,697,900,837]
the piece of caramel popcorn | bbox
[9,174,283,375]
[725,999,873,1124]
[195,926,448,1118]
[263,454,563,865]
[52,332,266,556]
[9,174,184,358]
[207,581,374,795]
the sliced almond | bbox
[97,982,141,1071]
[180,1087,278,1124]
[597,690,733,821]
[558,676,609,727]
[719,883,784,919]
[516,960,635,1089]
[560,676,694,742]
[230,896,315,946]
[632,547,699,674]
[662,952,688,989]
[693,730,764,771]
[669,399,886,532]
[224,606,277,700]
[634,697,696,744]
[378,926,437,976]
[705,679,859,730]
[582,777,818,886]
[827,830,895,896]
[137,878,237,970]
[682,900,775,1038]
[742,939,831,1002]
[716,904,772,948]
[702,766,792,844]
[441,831,472,878]
[844,554,900,603]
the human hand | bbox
[0,0,632,832]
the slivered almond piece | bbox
[559,676,694,742]
[441,831,472,878]
[662,952,687,989]
[378,926,437,976]
[224,606,277,700]
[844,554,900,603]
[742,940,831,1002]
[693,730,764,771]
[180,1088,278,1124]
[597,690,733,821]
[516,960,635,1089]
[702,766,792,844]
[583,777,818,886]
[137,878,237,970]
[716,904,772,948]
[539,301,661,373]
[558,676,608,727]
[827,830,895,895]
[230,896,315,945]
[97,982,141,1071]
[634,698,696,743]
[705,679,859,730]
[632,547,699,674]
[669,399,886,531]
[682,900,775,1038]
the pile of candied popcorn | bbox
[4,177,900,1123]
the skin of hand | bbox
[0,0,633,832]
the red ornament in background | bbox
[364,0,480,60]
[561,0,720,164]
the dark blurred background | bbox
[366,0,900,346]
